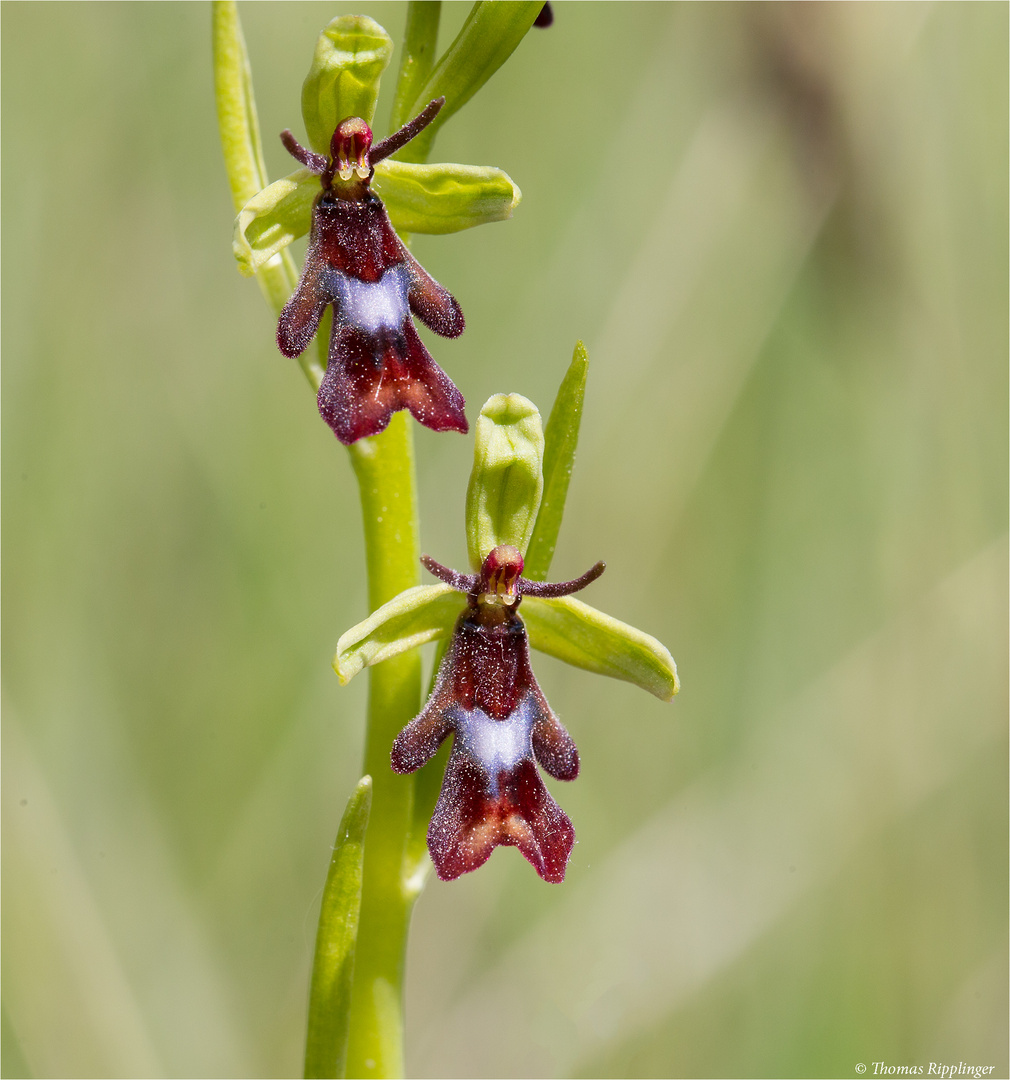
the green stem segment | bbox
[343,414,423,1079]
[340,8,447,1069]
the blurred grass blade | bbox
[522,595,679,701]
[390,2,442,133]
[393,0,545,163]
[304,776,373,1080]
[301,16,393,156]
[333,584,461,685]
[525,341,589,581]
[376,160,521,235]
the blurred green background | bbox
[3,3,1006,1077]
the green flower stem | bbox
[344,413,423,1079]
[389,2,442,134]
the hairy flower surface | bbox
[277,100,467,444]
[392,545,603,881]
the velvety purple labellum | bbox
[276,101,467,445]
[392,603,579,883]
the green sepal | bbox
[522,595,680,702]
[465,394,545,570]
[233,168,316,278]
[525,341,589,581]
[303,775,372,1080]
[333,584,462,685]
[375,160,521,235]
[233,160,520,277]
[301,16,393,156]
[395,0,545,163]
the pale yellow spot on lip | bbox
[504,814,533,846]
[462,819,501,860]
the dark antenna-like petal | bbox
[279,130,327,173]
[369,97,445,165]
[519,560,606,598]
[421,554,479,594]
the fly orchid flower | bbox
[391,545,605,881]
[277,98,468,444]
[231,15,522,440]
[334,389,679,883]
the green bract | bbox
[525,341,588,581]
[333,369,680,707]
[465,394,544,570]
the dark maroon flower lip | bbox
[276,99,467,444]
[390,545,604,882]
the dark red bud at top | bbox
[480,545,524,606]
[330,117,373,183]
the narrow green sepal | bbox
[375,160,521,235]
[304,775,372,1080]
[465,394,545,570]
[301,16,393,156]
[522,595,680,702]
[395,0,545,163]
[525,341,589,581]
[333,584,461,685]
[233,168,317,277]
